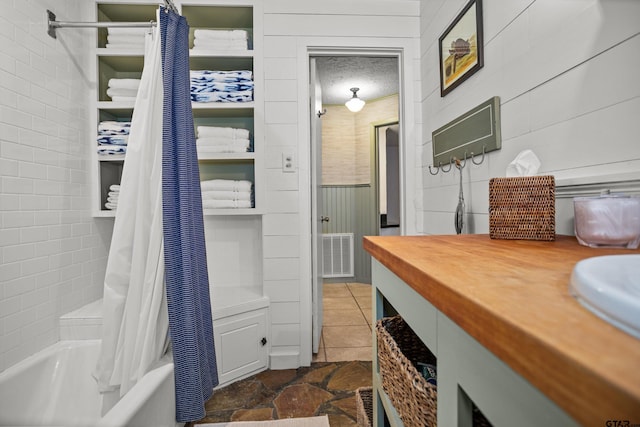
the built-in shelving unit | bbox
[92,0,268,385]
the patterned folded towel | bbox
[191,90,253,103]
[98,121,131,135]
[98,135,129,146]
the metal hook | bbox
[428,164,440,175]
[441,158,453,173]
[455,154,467,170]
[471,145,486,166]
[317,108,326,118]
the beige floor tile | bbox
[323,283,351,297]
[325,347,373,362]
[323,325,372,348]
[347,283,372,297]
[362,309,373,326]
[323,309,368,326]
[354,295,372,310]
[322,296,359,310]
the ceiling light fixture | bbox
[345,87,365,112]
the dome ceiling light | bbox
[345,87,365,112]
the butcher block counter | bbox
[364,234,640,427]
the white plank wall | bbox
[262,0,421,366]
[420,0,640,235]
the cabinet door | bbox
[213,309,268,386]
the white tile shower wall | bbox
[0,0,110,372]
[419,0,640,235]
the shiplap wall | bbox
[420,0,640,235]
[263,0,420,366]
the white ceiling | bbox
[315,56,399,106]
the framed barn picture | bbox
[439,0,484,97]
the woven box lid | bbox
[489,175,556,241]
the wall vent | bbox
[322,233,354,278]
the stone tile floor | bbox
[189,361,372,426]
[190,283,374,427]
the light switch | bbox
[282,152,295,173]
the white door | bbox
[310,58,324,353]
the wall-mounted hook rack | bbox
[428,148,485,175]
[429,96,501,175]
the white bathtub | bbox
[0,340,179,427]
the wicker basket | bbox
[376,316,437,427]
[489,175,556,241]
[356,387,373,427]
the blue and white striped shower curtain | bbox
[160,7,219,422]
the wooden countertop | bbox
[364,234,640,427]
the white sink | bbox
[570,254,640,339]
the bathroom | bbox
[1,0,639,425]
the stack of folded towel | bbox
[97,120,130,156]
[200,179,254,209]
[196,126,251,154]
[97,121,129,156]
[190,70,253,103]
[105,184,120,211]
[192,29,248,51]
[105,27,147,49]
[107,78,140,102]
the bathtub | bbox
[0,340,179,427]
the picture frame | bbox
[438,0,484,97]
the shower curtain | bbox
[160,7,218,422]
[94,10,168,400]
[95,6,218,423]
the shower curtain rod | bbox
[47,0,178,39]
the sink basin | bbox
[570,254,640,339]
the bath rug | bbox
[197,415,330,427]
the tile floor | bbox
[314,282,373,363]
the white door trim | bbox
[296,36,420,365]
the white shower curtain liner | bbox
[94,9,169,399]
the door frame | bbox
[296,37,419,365]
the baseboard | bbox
[269,351,300,369]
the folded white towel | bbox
[202,199,252,209]
[108,27,149,36]
[196,137,251,148]
[105,202,118,210]
[108,78,141,90]
[110,96,138,102]
[194,29,248,41]
[197,145,249,154]
[200,179,252,192]
[107,196,119,204]
[196,126,250,139]
[192,39,247,50]
[201,190,252,201]
[106,43,145,49]
[106,87,139,97]
[110,184,120,192]
[107,34,146,45]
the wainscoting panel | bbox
[321,185,376,283]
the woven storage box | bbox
[489,175,556,241]
[356,387,373,427]
[375,316,437,427]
